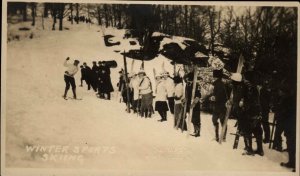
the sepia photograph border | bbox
[1,1,299,176]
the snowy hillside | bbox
[4,19,292,174]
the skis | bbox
[63,96,82,100]
[219,54,244,144]
[176,84,188,132]
[232,128,240,149]
[269,115,277,149]
[187,65,199,137]
[123,51,131,113]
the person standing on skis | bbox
[63,57,80,99]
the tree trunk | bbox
[184,5,188,36]
[76,3,79,24]
[31,3,36,26]
[70,3,73,24]
[97,6,102,25]
[58,3,64,31]
[52,13,56,30]
[44,3,49,17]
[104,4,109,27]
[22,3,27,21]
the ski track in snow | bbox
[5,21,290,172]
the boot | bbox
[223,126,227,142]
[243,137,254,156]
[214,123,219,142]
[72,88,77,99]
[255,137,264,156]
[63,88,68,99]
[195,124,200,137]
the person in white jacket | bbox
[63,57,80,99]
[129,72,141,113]
[138,70,153,118]
[155,74,169,122]
[174,75,187,130]
[163,72,175,115]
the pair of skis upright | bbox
[175,65,199,136]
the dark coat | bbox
[259,87,271,113]
[212,78,228,112]
[98,65,114,93]
[243,84,261,118]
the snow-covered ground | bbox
[3,19,292,174]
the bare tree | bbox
[30,2,37,26]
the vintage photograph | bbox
[1,1,299,175]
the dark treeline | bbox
[7,3,297,87]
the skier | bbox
[138,70,153,118]
[241,71,264,156]
[97,61,105,98]
[129,72,141,113]
[117,70,126,102]
[210,69,228,142]
[272,88,285,152]
[91,61,99,92]
[82,62,92,91]
[63,57,80,99]
[154,74,169,122]
[279,82,296,171]
[174,75,186,130]
[162,72,175,115]
[259,79,271,143]
[231,78,247,149]
[79,65,85,87]
[101,61,114,100]
[184,71,201,137]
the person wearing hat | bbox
[63,57,80,99]
[162,71,175,115]
[97,61,104,98]
[90,61,99,92]
[174,75,187,131]
[184,71,201,137]
[129,72,141,113]
[210,69,228,142]
[154,74,169,122]
[240,71,264,156]
[138,70,153,118]
[98,61,114,100]
[278,81,296,171]
[82,62,92,91]
[230,75,249,150]
[79,65,85,87]
[259,79,272,144]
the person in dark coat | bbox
[79,65,85,87]
[241,71,264,156]
[99,61,114,100]
[184,72,201,137]
[102,61,114,100]
[259,80,272,143]
[83,62,92,90]
[231,80,248,150]
[90,61,98,92]
[98,61,105,98]
[279,83,296,171]
[210,69,228,142]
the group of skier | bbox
[63,57,296,171]
[62,57,114,100]
[80,61,114,99]
[117,64,296,171]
